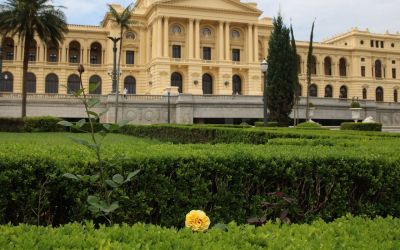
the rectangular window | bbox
[370,40,374,47]
[203,47,211,60]
[376,41,379,48]
[381,41,384,48]
[232,49,240,62]
[361,66,366,77]
[126,51,135,65]
[393,68,397,79]
[172,45,181,59]
[361,58,365,62]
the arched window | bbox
[375,60,382,78]
[29,39,37,62]
[324,57,332,76]
[202,73,213,94]
[297,55,302,74]
[376,87,384,102]
[125,32,136,40]
[45,74,59,94]
[202,27,212,37]
[324,85,333,98]
[171,72,183,93]
[362,88,367,100]
[47,42,59,62]
[339,58,347,76]
[311,56,317,75]
[90,42,102,64]
[69,41,81,64]
[339,85,348,99]
[67,74,80,94]
[89,75,102,94]
[26,73,36,93]
[124,76,136,94]
[231,30,241,39]
[0,72,13,92]
[296,84,302,97]
[309,84,318,97]
[394,89,398,103]
[171,25,182,35]
[232,75,242,95]
[3,37,14,60]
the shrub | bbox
[296,122,326,130]
[254,121,279,127]
[1,133,400,227]
[0,217,399,249]
[0,118,24,132]
[24,116,64,132]
[341,122,382,132]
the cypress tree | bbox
[306,20,315,121]
[266,14,296,126]
[290,24,300,125]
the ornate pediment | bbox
[156,0,262,15]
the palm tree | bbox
[0,0,68,117]
[108,3,135,123]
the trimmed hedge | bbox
[254,122,279,127]
[1,133,400,227]
[1,217,399,249]
[0,116,64,132]
[296,122,327,130]
[341,122,382,132]
[24,116,64,132]
[0,118,25,132]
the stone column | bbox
[157,17,163,58]
[146,26,151,63]
[253,25,259,63]
[195,19,200,59]
[218,21,224,61]
[163,17,169,57]
[188,19,194,59]
[151,21,157,59]
[247,24,253,63]
[225,22,230,61]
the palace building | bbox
[1,0,400,125]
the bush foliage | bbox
[0,116,64,132]
[1,133,400,227]
[340,122,382,132]
[0,217,399,249]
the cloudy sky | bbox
[51,0,400,41]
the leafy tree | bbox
[0,0,68,117]
[266,14,296,126]
[306,20,315,120]
[108,3,135,123]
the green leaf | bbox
[103,202,119,213]
[69,136,90,147]
[90,174,100,183]
[87,196,100,206]
[125,170,141,183]
[118,120,130,128]
[58,121,74,127]
[106,180,119,188]
[73,89,84,97]
[87,111,99,119]
[63,173,79,180]
[112,174,124,185]
[89,82,100,93]
[98,108,110,118]
[103,124,111,131]
[76,119,86,128]
[212,223,228,231]
[87,98,100,108]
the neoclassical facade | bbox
[1,0,400,103]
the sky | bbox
[49,0,400,41]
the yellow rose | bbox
[185,210,211,232]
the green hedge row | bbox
[1,133,400,227]
[1,217,399,249]
[341,122,383,131]
[0,117,64,132]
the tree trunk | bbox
[115,28,123,124]
[22,35,32,118]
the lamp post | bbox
[261,60,268,127]
[107,36,121,123]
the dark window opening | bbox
[126,51,135,65]
[232,49,240,62]
[203,47,211,60]
[172,45,181,59]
